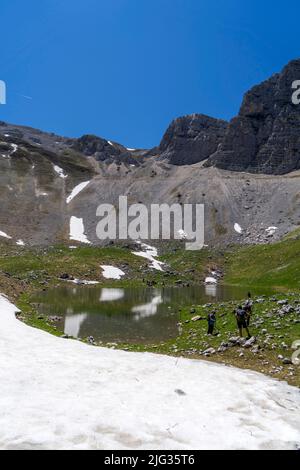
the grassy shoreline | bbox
[0,241,299,387]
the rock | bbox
[60,273,70,280]
[282,358,293,365]
[191,316,201,322]
[175,389,186,396]
[277,300,289,306]
[278,305,295,315]
[205,59,300,175]
[48,316,63,323]
[243,337,257,349]
[73,134,136,165]
[228,336,240,345]
[203,348,216,356]
[157,114,228,165]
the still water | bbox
[33,285,268,344]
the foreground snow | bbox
[0,295,299,450]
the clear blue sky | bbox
[0,0,299,148]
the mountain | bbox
[205,59,300,174]
[1,59,300,248]
[156,114,228,165]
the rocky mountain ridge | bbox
[0,59,300,247]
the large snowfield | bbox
[0,294,299,450]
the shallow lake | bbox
[33,284,273,344]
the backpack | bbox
[236,308,246,318]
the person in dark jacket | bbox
[235,306,251,338]
[207,311,217,335]
[244,292,253,327]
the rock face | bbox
[157,114,228,165]
[73,135,137,165]
[206,59,300,174]
[0,122,139,166]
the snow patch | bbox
[0,230,12,240]
[178,229,188,240]
[16,240,25,246]
[69,217,91,245]
[0,294,300,450]
[10,144,18,154]
[68,279,99,286]
[205,277,218,285]
[67,181,91,204]
[266,226,278,236]
[234,223,243,234]
[53,165,67,179]
[132,242,164,272]
[101,266,125,280]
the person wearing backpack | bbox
[235,306,251,339]
[207,311,217,335]
[244,292,253,327]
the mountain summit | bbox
[205,59,300,174]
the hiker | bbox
[244,292,253,327]
[207,311,216,335]
[235,305,251,339]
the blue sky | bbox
[0,0,299,148]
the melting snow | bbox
[101,266,125,280]
[16,240,25,247]
[69,217,91,245]
[178,229,188,240]
[0,294,300,450]
[53,165,67,179]
[234,223,243,234]
[0,231,12,240]
[266,226,278,236]
[67,181,91,204]
[132,242,164,272]
[205,277,218,285]
[68,279,99,286]
[10,144,18,154]
[35,190,48,197]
